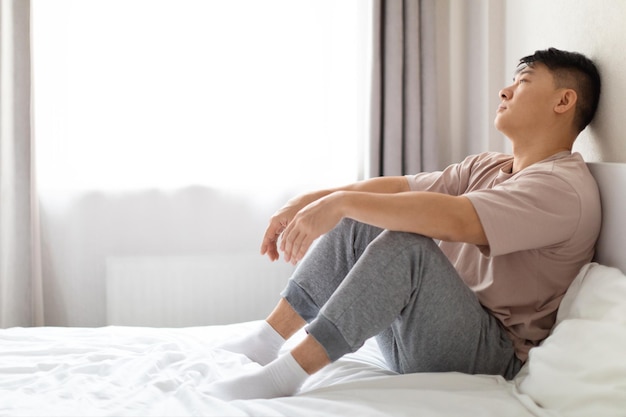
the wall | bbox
[505,0,626,163]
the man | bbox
[208,47,602,400]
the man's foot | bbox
[207,353,308,400]
[216,321,286,365]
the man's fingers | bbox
[260,240,279,261]
[261,221,286,261]
[281,223,303,264]
[293,237,312,263]
[288,232,307,265]
[282,228,315,265]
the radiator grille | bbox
[105,254,295,327]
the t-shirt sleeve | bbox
[466,173,581,257]
[405,155,480,194]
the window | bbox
[33,0,370,194]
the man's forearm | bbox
[334,176,411,194]
[337,191,488,245]
[286,176,408,211]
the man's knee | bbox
[367,230,438,255]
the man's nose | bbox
[499,87,512,100]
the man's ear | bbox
[554,89,578,114]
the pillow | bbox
[555,263,626,325]
[515,263,626,417]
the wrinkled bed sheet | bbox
[0,321,543,416]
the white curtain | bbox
[31,0,368,327]
[0,0,44,327]
[369,0,508,177]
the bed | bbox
[1,162,625,417]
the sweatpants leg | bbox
[281,218,384,322]
[282,219,521,380]
[370,233,522,379]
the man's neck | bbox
[510,145,572,173]
[507,125,577,173]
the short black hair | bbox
[518,48,601,133]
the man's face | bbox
[494,62,561,137]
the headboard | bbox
[587,162,626,273]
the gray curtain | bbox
[0,0,44,327]
[369,0,507,177]
[370,0,427,177]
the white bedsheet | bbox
[0,321,542,417]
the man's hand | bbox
[279,193,345,264]
[260,202,300,262]
[260,190,331,262]
[260,176,411,263]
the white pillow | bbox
[556,263,626,325]
[515,263,626,417]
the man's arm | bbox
[276,181,487,264]
[260,176,410,261]
[340,191,486,244]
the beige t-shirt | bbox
[405,151,601,361]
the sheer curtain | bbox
[0,0,44,327]
[32,0,368,326]
[33,0,365,194]
[369,0,508,177]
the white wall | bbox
[505,0,626,163]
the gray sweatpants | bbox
[281,219,522,380]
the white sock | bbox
[217,321,286,365]
[207,353,309,400]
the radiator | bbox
[105,254,295,327]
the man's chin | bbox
[493,117,505,133]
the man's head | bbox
[517,48,601,133]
